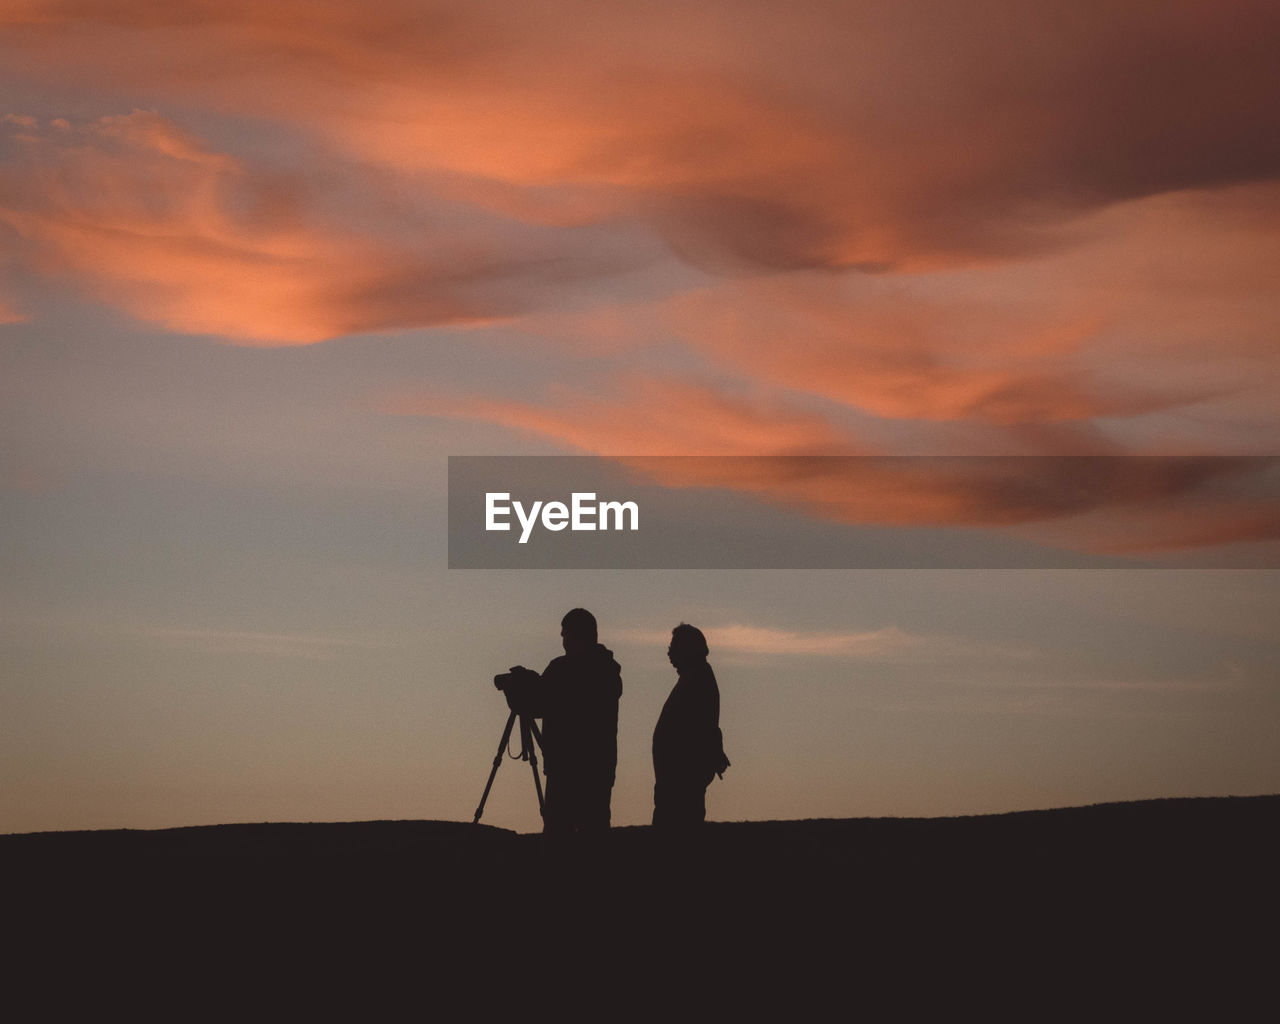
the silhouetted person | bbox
[652,624,728,828]
[510,608,622,833]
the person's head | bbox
[560,607,598,655]
[668,623,709,669]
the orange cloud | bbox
[386,376,858,456]
[4,1,1278,272]
[616,625,923,659]
[1042,498,1280,556]
[0,112,629,342]
[0,298,23,324]
[615,624,1028,661]
[622,456,1280,553]
[655,186,1274,424]
[410,374,1280,552]
[536,185,1280,434]
[666,280,1131,426]
[2,1,1276,464]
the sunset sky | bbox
[2,1,1277,834]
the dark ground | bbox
[6,795,1276,1015]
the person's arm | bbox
[502,664,551,717]
[702,667,729,778]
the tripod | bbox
[473,708,545,825]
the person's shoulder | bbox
[593,644,623,696]
[578,643,616,670]
[542,654,570,676]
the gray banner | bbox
[448,455,1280,569]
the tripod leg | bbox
[473,709,519,824]
[521,715,546,819]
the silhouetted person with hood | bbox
[652,624,729,828]
[511,608,622,833]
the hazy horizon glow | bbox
[1,1,1277,834]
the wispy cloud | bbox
[0,112,640,342]
[414,371,1280,552]
[2,0,1278,462]
[386,375,859,456]
[4,1,1278,271]
[614,624,1025,661]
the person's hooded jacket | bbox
[653,659,726,785]
[525,644,623,783]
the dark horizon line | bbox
[4,791,1276,841]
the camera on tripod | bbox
[493,665,540,711]
[475,666,546,825]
